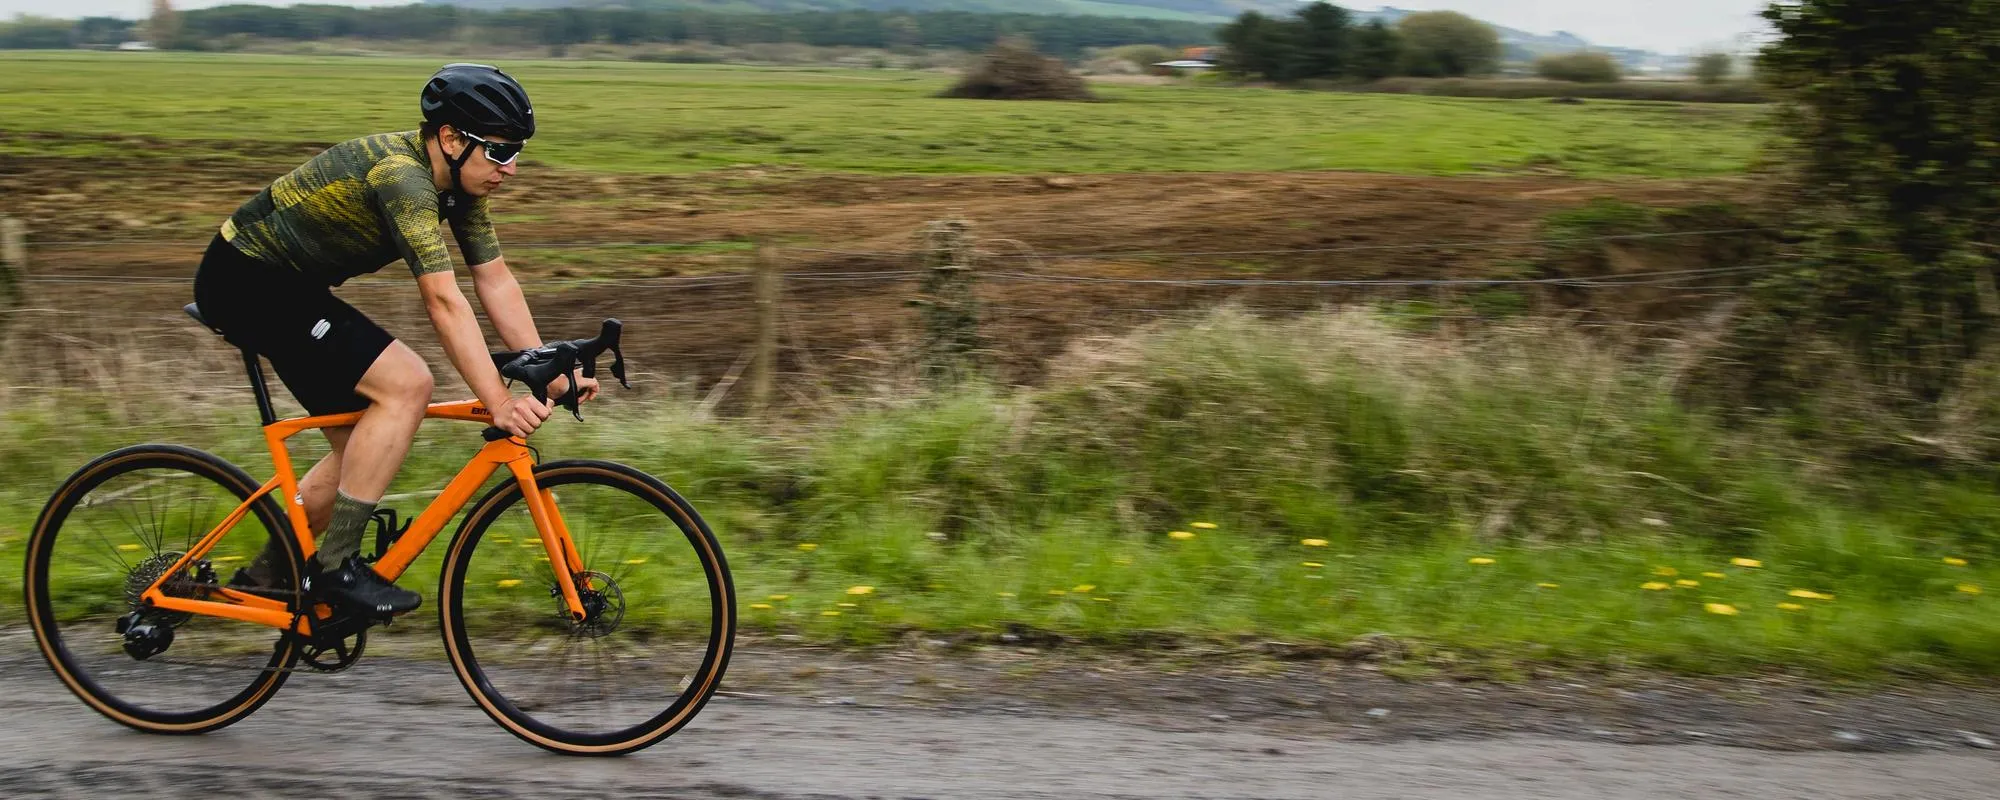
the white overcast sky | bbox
[1,1,1774,53]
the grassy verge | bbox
[3,310,1995,677]
[0,51,1763,177]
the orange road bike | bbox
[23,306,735,755]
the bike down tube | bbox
[511,460,589,621]
[369,434,521,581]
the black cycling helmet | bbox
[421,63,534,141]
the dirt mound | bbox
[939,38,1098,102]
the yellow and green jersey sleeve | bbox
[221,131,502,285]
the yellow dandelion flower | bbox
[1073,584,1096,593]
[624,558,648,565]
[797,543,819,552]
[1653,566,1679,577]
[1469,557,1496,565]
[1048,589,1068,596]
[846,585,875,596]
[536,556,550,563]
[216,556,244,563]
[1303,562,1324,568]
[1094,597,1112,603]
[1301,538,1329,547]
[1641,582,1671,591]
[838,602,858,608]
[1702,572,1726,579]
[750,603,773,610]
[768,594,791,601]
[1777,602,1806,611]
[116,544,141,552]
[1191,522,1219,530]
[1944,557,1969,567]
[497,579,523,588]
[1731,558,1763,568]
[1169,531,1196,541]
[1959,584,1983,595]
[1538,583,1560,589]
[1704,603,1740,616]
[1788,589,1833,600]
[821,610,841,617]
[1676,579,1700,588]
[997,592,1016,598]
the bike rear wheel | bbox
[23,445,304,734]
[439,459,734,755]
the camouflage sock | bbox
[315,491,377,570]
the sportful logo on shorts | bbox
[311,319,332,340]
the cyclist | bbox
[190,63,596,615]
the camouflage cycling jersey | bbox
[221,131,500,286]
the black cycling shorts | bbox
[192,234,395,417]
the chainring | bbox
[300,625,368,673]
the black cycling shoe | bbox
[305,556,421,617]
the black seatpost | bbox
[242,350,277,427]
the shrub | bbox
[1535,51,1621,83]
[939,38,1097,102]
[1692,52,1733,84]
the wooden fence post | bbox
[916,219,979,387]
[750,240,780,413]
[0,216,23,307]
[0,216,25,348]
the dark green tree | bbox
[1217,11,1298,81]
[1291,2,1351,80]
[1739,0,2000,406]
[1349,18,1403,80]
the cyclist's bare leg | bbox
[297,426,352,534]
[311,342,431,568]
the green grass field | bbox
[2,311,1994,677]
[0,51,1763,177]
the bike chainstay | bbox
[124,584,333,675]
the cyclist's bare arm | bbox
[417,270,551,437]
[470,257,599,403]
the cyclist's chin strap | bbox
[437,129,479,221]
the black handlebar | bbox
[481,319,631,439]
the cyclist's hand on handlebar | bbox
[494,394,555,438]
[548,374,601,405]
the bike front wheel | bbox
[438,459,735,755]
